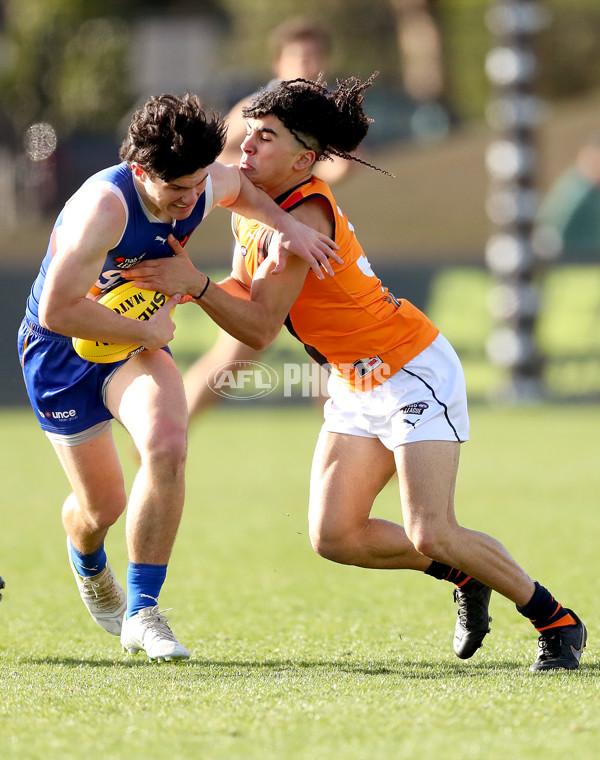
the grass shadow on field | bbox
[24,655,535,678]
[22,656,162,668]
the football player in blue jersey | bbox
[18,92,339,661]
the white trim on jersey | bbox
[201,174,214,220]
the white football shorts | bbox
[321,333,469,450]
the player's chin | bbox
[240,165,266,189]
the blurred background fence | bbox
[2,0,600,406]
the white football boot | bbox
[121,605,190,662]
[67,538,126,636]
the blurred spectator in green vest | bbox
[536,132,600,262]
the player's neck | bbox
[263,169,313,201]
[132,175,173,224]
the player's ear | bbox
[131,162,147,181]
[295,150,316,171]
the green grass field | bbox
[1,404,599,760]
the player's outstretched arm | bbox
[124,234,308,350]
[209,163,341,278]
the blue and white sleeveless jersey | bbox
[25,162,214,327]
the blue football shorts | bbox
[18,317,129,441]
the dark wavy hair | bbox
[119,93,227,181]
[242,74,392,176]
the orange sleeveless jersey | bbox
[233,176,439,391]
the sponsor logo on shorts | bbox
[39,408,78,421]
[401,402,429,415]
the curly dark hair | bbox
[119,93,227,181]
[242,74,393,176]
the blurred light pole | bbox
[484,0,550,402]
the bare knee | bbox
[309,524,359,565]
[140,425,187,477]
[405,523,452,564]
[63,489,126,534]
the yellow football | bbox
[72,281,175,363]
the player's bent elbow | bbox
[248,335,272,352]
[38,305,61,333]
[38,313,52,331]
[247,326,278,352]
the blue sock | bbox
[126,562,168,618]
[68,539,107,578]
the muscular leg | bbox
[53,432,127,554]
[395,440,535,606]
[308,431,430,571]
[310,432,584,669]
[309,433,534,603]
[103,349,191,658]
[54,348,187,565]
[52,424,128,636]
[106,349,188,565]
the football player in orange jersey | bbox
[125,77,586,671]
[185,17,346,418]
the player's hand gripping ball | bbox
[72,281,175,363]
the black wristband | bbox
[192,276,210,300]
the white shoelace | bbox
[79,569,122,611]
[137,606,178,643]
